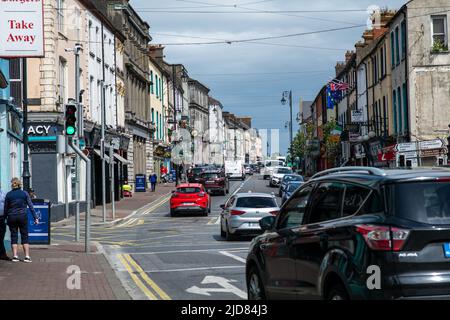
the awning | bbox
[114,153,131,165]
[93,149,112,163]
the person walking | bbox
[0,184,9,261]
[4,178,39,263]
[150,173,157,192]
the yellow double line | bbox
[141,193,172,216]
[118,253,171,300]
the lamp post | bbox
[281,91,293,158]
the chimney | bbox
[149,44,165,61]
[345,50,355,63]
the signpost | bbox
[0,1,44,57]
[135,174,147,192]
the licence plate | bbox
[444,243,450,258]
[205,181,215,184]
[183,202,195,206]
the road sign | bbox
[395,142,416,152]
[419,139,443,150]
[420,149,442,158]
[186,276,247,299]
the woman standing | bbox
[4,178,39,263]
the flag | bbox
[326,85,335,109]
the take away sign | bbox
[0,0,44,58]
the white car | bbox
[262,160,284,180]
[269,167,293,188]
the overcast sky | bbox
[130,0,406,155]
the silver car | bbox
[220,193,280,240]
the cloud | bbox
[131,0,407,154]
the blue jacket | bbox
[150,174,157,183]
[4,188,37,219]
[0,189,6,217]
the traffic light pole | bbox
[75,44,81,242]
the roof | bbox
[311,167,450,186]
[234,192,276,198]
[177,183,203,188]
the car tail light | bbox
[199,192,206,197]
[356,225,410,251]
[230,210,246,215]
[269,211,279,215]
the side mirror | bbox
[220,204,225,209]
[259,216,276,231]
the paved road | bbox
[53,174,281,300]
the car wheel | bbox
[247,266,266,300]
[327,283,349,300]
[225,223,234,241]
[220,220,226,238]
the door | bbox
[260,185,313,299]
[292,182,346,299]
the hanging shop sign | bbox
[0,1,45,57]
[351,110,364,123]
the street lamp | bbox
[281,90,293,159]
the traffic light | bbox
[65,103,77,136]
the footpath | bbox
[0,183,175,300]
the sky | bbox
[130,0,406,155]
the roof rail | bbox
[310,167,387,180]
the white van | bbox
[225,160,245,180]
[262,160,284,180]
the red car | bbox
[170,183,211,217]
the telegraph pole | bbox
[74,43,81,241]
[172,64,179,186]
[101,23,107,222]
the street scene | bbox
[1,0,450,304]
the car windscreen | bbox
[235,197,277,208]
[389,182,450,225]
[177,187,201,194]
[284,175,304,182]
[191,168,204,174]
[287,183,302,192]
[202,173,220,179]
[276,168,292,174]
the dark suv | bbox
[246,167,450,300]
[200,170,229,195]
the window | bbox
[390,31,395,68]
[403,83,408,133]
[431,15,448,48]
[308,182,345,224]
[397,87,402,133]
[342,184,371,217]
[395,26,400,65]
[235,197,277,208]
[383,96,387,137]
[9,58,22,108]
[278,185,313,229]
[374,101,379,135]
[59,58,67,105]
[150,71,154,94]
[57,0,65,34]
[401,20,407,59]
[380,47,385,77]
[393,90,397,134]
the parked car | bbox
[200,170,229,195]
[170,183,211,217]
[250,164,260,174]
[279,174,304,197]
[246,167,450,300]
[281,181,303,205]
[220,193,280,241]
[269,167,293,188]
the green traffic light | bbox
[66,126,76,135]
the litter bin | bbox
[27,199,51,245]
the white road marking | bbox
[143,265,245,273]
[125,248,248,255]
[186,276,247,299]
[219,251,247,263]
